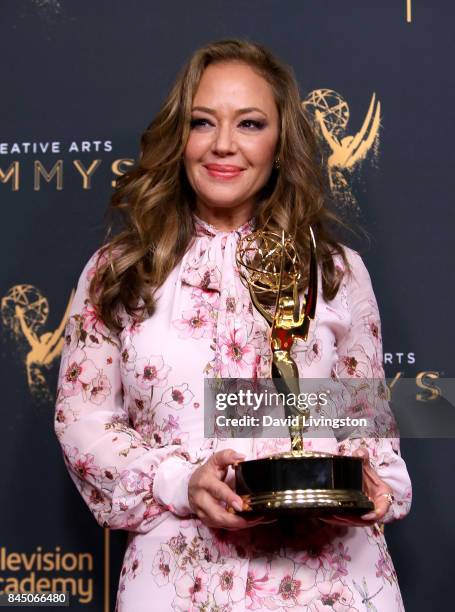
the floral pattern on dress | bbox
[55,215,412,611]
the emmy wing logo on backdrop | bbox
[1,285,74,401]
[303,89,381,210]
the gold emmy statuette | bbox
[233,228,374,516]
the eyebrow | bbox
[191,106,268,118]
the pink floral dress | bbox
[55,215,412,611]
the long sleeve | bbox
[333,248,412,523]
[54,251,200,533]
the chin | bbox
[202,200,245,210]
[202,202,246,210]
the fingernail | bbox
[361,512,376,520]
[233,453,246,460]
[232,500,243,512]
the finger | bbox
[194,489,259,530]
[353,447,382,492]
[363,466,385,492]
[206,479,245,512]
[195,495,237,528]
[211,449,246,473]
[362,495,392,521]
[353,447,384,490]
[360,512,377,521]
[357,453,393,511]
[361,500,387,521]
[201,504,267,530]
[225,503,278,524]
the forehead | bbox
[193,61,277,113]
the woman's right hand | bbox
[188,449,271,530]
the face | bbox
[183,61,280,221]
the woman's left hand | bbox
[320,447,394,527]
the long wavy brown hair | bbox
[90,38,351,332]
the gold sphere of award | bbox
[233,228,374,516]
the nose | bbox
[212,121,237,156]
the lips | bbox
[204,164,244,172]
[203,164,245,179]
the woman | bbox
[55,39,412,611]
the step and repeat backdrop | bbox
[1,1,453,610]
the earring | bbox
[274,157,280,170]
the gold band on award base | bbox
[240,489,373,514]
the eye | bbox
[239,119,266,130]
[190,118,213,129]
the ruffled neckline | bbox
[193,213,255,238]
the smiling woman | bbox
[183,61,280,229]
[85,38,351,333]
[54,38,411,612]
